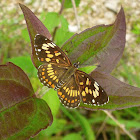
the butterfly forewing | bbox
[34,34,72,67]
[38,63,68,88]
[75,70,109,106]
[58,75,80,108]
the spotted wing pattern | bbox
[38,63,68,88]
[34,34,72,67]
[75,70,109,106]
[35,34,109,108]
[57,75,80,108]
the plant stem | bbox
[71,0,80,32]
[103,110,136,140]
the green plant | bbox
[132,21,140,43]
[0,1,140,140]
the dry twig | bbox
[103,110,136,140]
[71,0,80,32]
[96,116,109,139]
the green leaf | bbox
[79,65,96,74]
[8,56,37,78]
[59,0,80,9]
[0,62,53,139]
[61,7,126,74]
[21,28,30,42]
[42,88,60,117]
[55,28,74,46]
[60,15,69,31]
[41,12,60,32]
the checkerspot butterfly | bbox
[34,34,109,108]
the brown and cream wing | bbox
[38,63,68,88]
[34,34,72,67]
[57,75,80,108]
[75,70,109,106]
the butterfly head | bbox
[73,62,80,68]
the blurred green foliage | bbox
[59,0,80,9]
[120,60,140,87]
[40,12,74,46]
[0,1,140,140]
[132,21,140,43]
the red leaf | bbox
[62,7,126,74]
[95,7,126,74]
[19,3,51,69]
[0,62,53,139]
[0,62,34,109]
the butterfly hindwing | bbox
[38,63,68,88]
[75,70,109,106]
[57,75,80,108]
[34,34,72,67]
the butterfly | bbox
[34,34,109,108]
